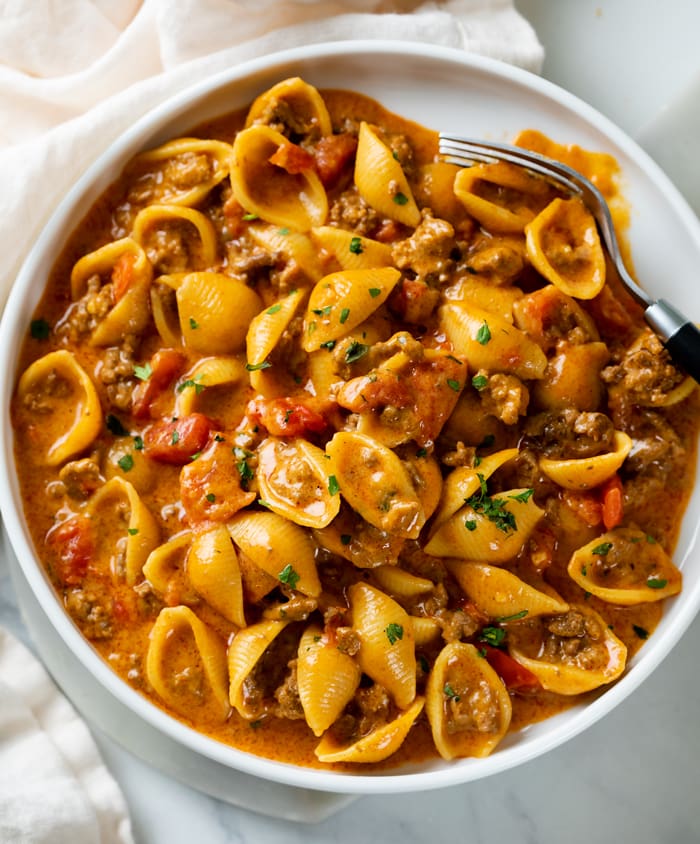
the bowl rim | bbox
[2,38,700,795]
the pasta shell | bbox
[526,198,606,299]
[131,204,218,269]
[227,510,321,596]
[227,619,288,719]
[245,77,332,138]
[409,616,442,646]
[326,432,425,539]
[349,582,416,709]
[508,604,627,694]
[187,525,246,627]
[174,355,247,418]
[447,562,569,618]
[311,226,393,271]
[453,162,549,233]
[314,696,424,764]
[167,272,262,354]
[414,161,464,222]
[103,438,157,495]
[150,280,183,348]
[425,642,512,759]
[231,125,328,230]
[439,302,547,380]
[539,430,632,490]
[354,122,421,227]
[16,350,102,466]
[431,447,519,531]
[443,277,523,324]
[89,476,160,585]
[248,224,323,282]
[146,605,230,722]
[531,341,610,412]
[297,624,361,737]
[256,437,340,528]
[302,267,401,352]
[126,138,234,207]
[567,527,682,605]
[424,488,544,563]
[371,566,435,599]
[402,450,443,523]
[70,238,153,346]
[246,287,305,374]
[142,530,196,603]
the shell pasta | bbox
[11,79,698,771]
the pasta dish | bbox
[11,78,698,769]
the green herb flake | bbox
[257,499,272,509]
[245,360,272,371]
[106,414,128,437]
[214,434,225,442]
[30,319,50,340]
[633,625,649,640]
[278,564,300,590]
[319,340,336,350]
[328,475,340,496]
[189,317,199,330]
[205,493,216,503]
[476,321,491,345]
[443,683,460,701]
[344,340,369,364]
[117,454,134,473]
[278,227,290,235]
[415,447,428,458]
[249,719,262,730]
[242,213,259,221]
[368,288,382,298]
[646,534,658,544]
[646,577,668,590]
[446,378,461,392]
[266,304,282,315]
[479,626,506,647]
[133,362,153,381]
[393,192,409,206]
[236,456,254,487]
[171,430,179,446]
[464,519,477,532]
[340,534,352,546]
[133,435,144,451]
[384,623,404,645]
[312,305,332,316]
[349,236,364,254]
[418,654,430,673]
[466,476,516,534]
[190,451,201,462]
[592,542,613,556]
[339,307,350,324]
[127,528,139,536]
[177,377,205,395]
[495,610,529,623]
[509,489,535,503]
[472,374,488,391]
[477,434,495,450]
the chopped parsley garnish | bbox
[30,319,50,340]
[368,288,381,298]
[443,683,460,701]
[384,623,404,645]
[133,362,152,381]
[133,435,144,450]
[319,340,336,350]
[127,528,139,536]
[418,654,430,673]
[509,489,535,503]
[189,317,199,330]
[646,534,657,544]
[476,321,491,345]
[278,227,290,235]
[464,519,477,531]
[106,414,128,436]
[472,374,488,391]
[633,625,649,640]
[117,454,134,473]
[340,534,352,545]
[242,212,259,221]
[177,377,205,395]
[312,305,332,316]
[245,360,271,371]
[349,236,363,254]
[205,492,216,503]
[479,626,507,647]
[646,577,668,589]
[266,304,282,315]
[328,475,340,496]
[592,542,613,556]
[477,434,495,450]
[278,564,300,590]
[257,499,272,509]
[171,430,180,445]
[496,610,528,623]
[339,307,350,324]
[393,192,409,206]
[466,475,517,533]
[235,448,254,487]
[344,340,369,363]
[415,447,428,458]
[446,378,461,392]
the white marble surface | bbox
[3,1,700,842]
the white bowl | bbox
[2,41,700,809]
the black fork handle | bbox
[645,299,700,383]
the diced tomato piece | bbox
[313,133,358,188]
[389,278,439,324]
[144,413,214,465]
[482,644,540,691]
[46,515,95,585]
[373,219,405,243]
[132,349,187,419]
[562,489,603,527]
[247,397,328,438]
[601,474,624,530]
[111,252,137,303]
[268,142,315,174]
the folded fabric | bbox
[0,627,134,844]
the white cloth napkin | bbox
[0,1,542,840]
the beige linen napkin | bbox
[0,1,543,839]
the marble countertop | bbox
[3,1,700,842]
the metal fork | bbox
[439,133,700,383]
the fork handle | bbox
[645,299,700,383]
